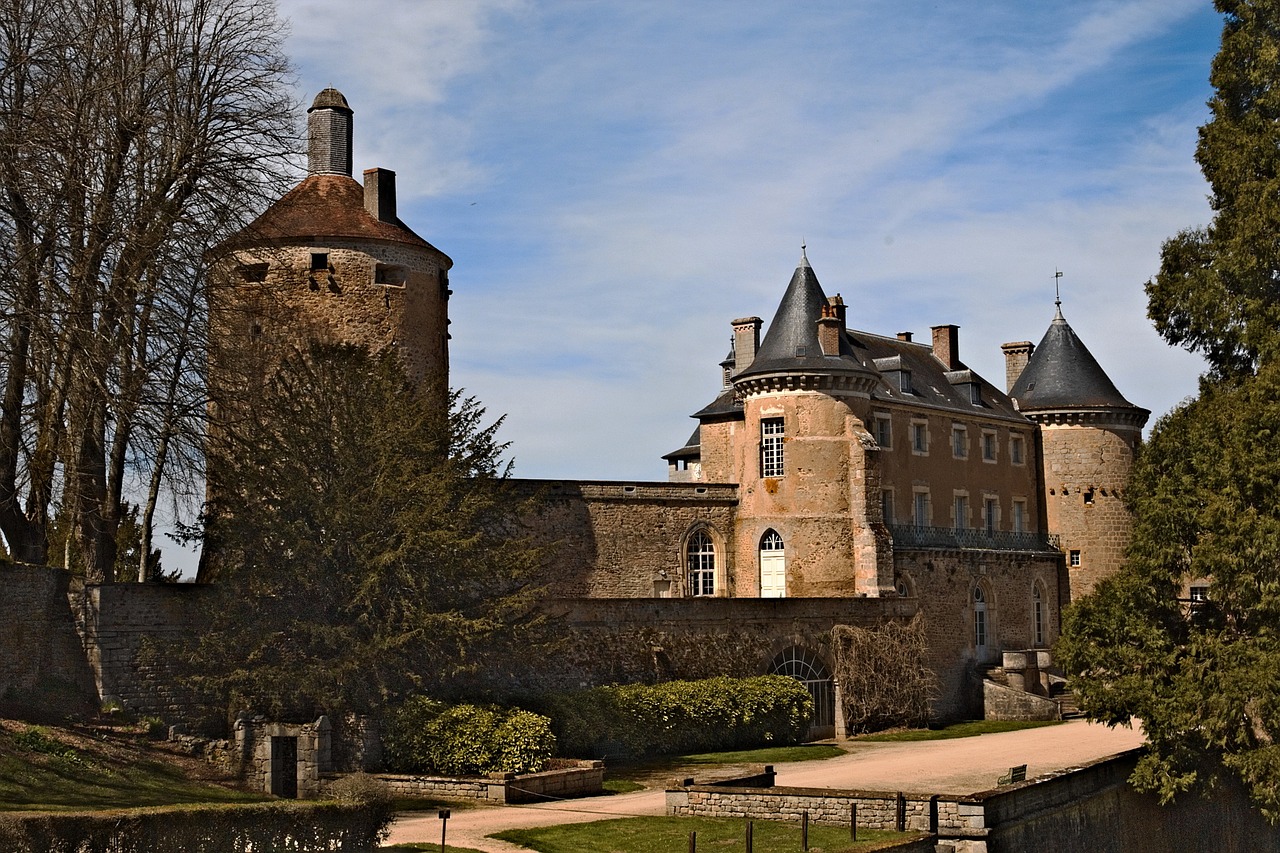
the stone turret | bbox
[1006,301,1149,599]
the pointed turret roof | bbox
[734,249,866,380]
[1010,302,1143,413]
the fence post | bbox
[851,802,857,841]
[688,830,696,853]
[802,810,809,851]
[896,792,906,832]
[746,820,753,853]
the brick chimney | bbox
[931,325,961,370]
[1001,341,1035,392]
[818,303,842,356]
[363,168,397,223]
[732,317,762,375]
[896,331,913,342]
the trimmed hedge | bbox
[0,800,391,852]
[534,675,815,758]
[383,698,556,776]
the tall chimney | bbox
[1001,341,1035,392]
[817,303,842,356]
[896,331,913,342]
[364,168,397,222]
[931,325,961,370]
[307,88,354,177]
[732,317,762,375]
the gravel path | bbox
[384,719,1145,851]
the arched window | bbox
[973,586,988,653]
[1032,583,1045,647]
[687,531,716,597]
[759,530,785,598]
[895,573,914,598]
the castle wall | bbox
[514,479,738,598]
[74,583,214,727]
[898,546,1062,717]
[0,563,95,710]
[1038,421,1140,599]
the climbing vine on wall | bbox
[831,616,936,733]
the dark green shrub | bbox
[535,675,814,758]
[382,699,555,776]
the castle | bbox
[206,89,1150,732]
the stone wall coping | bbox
[673,782,943,802]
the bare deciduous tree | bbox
[0,0,296,581]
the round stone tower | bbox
[211,88,453,409]
[1006,301,1149,599]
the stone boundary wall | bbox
[982,679,1059,722]
[74,582,213,724]
[667,749,1280,853]
[370,760,604,804]
[0,563,96,709]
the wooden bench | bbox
[998,764,1027,786]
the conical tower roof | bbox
[735,249,864,380]
[1010,303,1143,413]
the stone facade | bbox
[0,563,95,711]
[368,761,604,804]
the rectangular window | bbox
[874,414,892,449]
[954,494,968,530]
[952,426,967,459]
[913,491,930,528]
[911,421,928,454]
[1012,499,1027,534]
[1034,599,1044,646]
[1189,585,1209,602]
[1010,435,1025,465]
[899,371,913,394]
[1069,549,1081,567]
[984,497,998,534]
[761,418,785,477]
[881,489,895,524]
[238,262,269,282]
[975,608,987,648]
[982,430,997,462]
[310,251,329,271]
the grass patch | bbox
[495,815,910,852]
[603,743,845,792]
[680,744,846,764]
[855,719,1064,742]
[0,724,266,811]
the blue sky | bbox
[274,0,1219,482]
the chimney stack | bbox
[363,168,397,222]
[1001,341,1035,392]
[896,331,913,342]
[732,317,762,375]
[818,303,842,356]
[931,325,961,370]
[307,88,354,177]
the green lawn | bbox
[0,724,267,811]
[603,743,845,793]
[494,815,913,852]
[853,719,1063,742]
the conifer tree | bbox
[182,345,545,722]
[1059,0,1280,819]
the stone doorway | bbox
[270,736,299,798]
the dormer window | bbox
[899,370,913,394]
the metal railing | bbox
[889,524,1060,552]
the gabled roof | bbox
[1010,304,1142,412]
[225,174,450,261]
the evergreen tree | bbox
[183,345,544,722]
[1060,0,1280,819]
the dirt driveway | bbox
[384,719,1145,852]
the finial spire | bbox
[799,240,810,268]
[1053,268,1065,321]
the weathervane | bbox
[1054,268,1064,307]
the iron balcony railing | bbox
[888,524,1060,553]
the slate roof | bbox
[309,87,351,113]
[1010,304,1142,412]
[734,251,867,380]
[225,174,450,261]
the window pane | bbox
[761,418,785,477]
